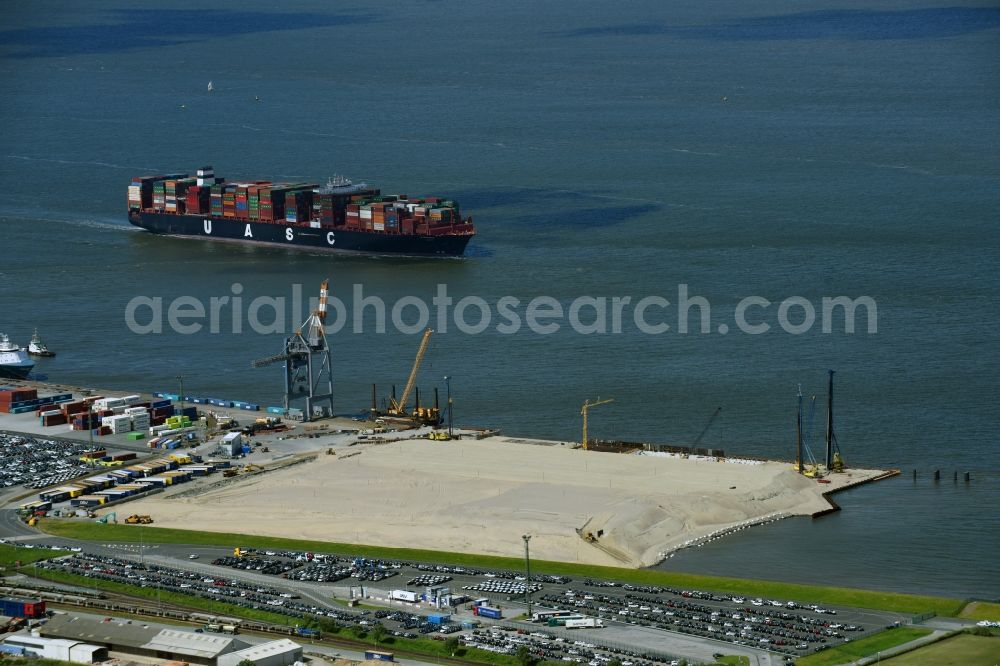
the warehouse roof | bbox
[217,639,303,666]
[39,614,159,648]
[229,638,301,660]
[143,629,241,658]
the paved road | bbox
[0,491,910,666]
[0,509,36,538]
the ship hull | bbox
[0,364,34,380]
[129,211,472,256]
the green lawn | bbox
[0,543,69,571]
[715,656,750,666]
[879,633,999,666]
[38,519,962,616]
[959,601,1000,621]
[794,627,933,666]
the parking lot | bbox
[530,580,900,660]
[4,503,910,666]
[34,551,682,665]
[0,433,92,490]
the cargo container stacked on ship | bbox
[128,166,475,256]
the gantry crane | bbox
[388,328,434,417]
[252,280,334,421]
[581,397,614,450]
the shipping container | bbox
[0,597,46,619]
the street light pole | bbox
[177,375,185,417]
[522,534,532,620]
[444,376,453,437]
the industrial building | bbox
[217,638,303,666]
[38,614,303,666]
[1,634,107,663]
[38,614,247,665]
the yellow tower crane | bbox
[581,397,614,450]
[389,328,434,416]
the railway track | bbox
[10,579,489,666]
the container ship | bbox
[128,167,475,256]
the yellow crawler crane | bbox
[388,328,434,418]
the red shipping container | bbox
[42,414,67,427]
[63,401,88,416]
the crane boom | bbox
[691,406,722,448]
[581,397,614,450]
[392,328,433,414]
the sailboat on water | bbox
[207,81,214,93]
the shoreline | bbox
[2,378,896,570]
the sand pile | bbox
[125,436,876,567]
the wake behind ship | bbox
[128,167,475,256]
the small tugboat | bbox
[0,333,35,379]
[27,329,55,357]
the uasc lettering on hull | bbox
[129,166,474,257]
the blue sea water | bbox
[1,1,998,599]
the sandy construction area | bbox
[125,437,884,567]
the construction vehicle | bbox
[222,468,238,477]
[825,370,846,472]
[242,464,264,474]
[26,517,38,527]
[581,397,614,450]
[427,430,451,441]
[387,328,435,420]
[95,512,117,524]
[124,514,153,524]
[792,385,827,478]
[244,416,286,435]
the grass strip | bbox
[794,627,932,666]
[879,632,1000,665]
[0,543,69,571]
[39,519,962,616]
[958,601,1000,621]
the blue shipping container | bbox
[477,606,502,620]
[364,651,394,662]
